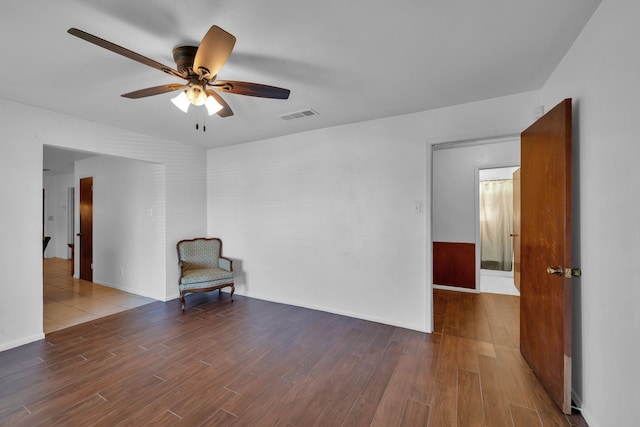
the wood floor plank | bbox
[435,333,458,385]
[475,340,496,358]
[457,306,477,339]
[1,283,590,427]
[505,300,521,346]
[271,353,369,426]
[400,399,430,427]
[427,382,457,427]
[495,345,537,410]
[35,394,109,427]
[457,336,479,373]
[61,374,166,426]
[22,353,166,423]
[342,395,379,427]
[370,353,419,426]
[472,294,494,344]
[360,340,404,402]
[442,292,461,331]
[199,409,237,426]
[478,355,513,427]
[143,409,181,426]
[457,370,484,427]
[310,361,372,427]
[227,325,365,424]
[510,404,543,427]
[408,335,439,405]
[520,361,571,427]
[119,360,238,426]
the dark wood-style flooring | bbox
[1,286,587,426]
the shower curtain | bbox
[479,179,513,271]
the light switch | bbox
[413,201,422,214]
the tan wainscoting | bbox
[433,241,476,289]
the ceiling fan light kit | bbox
[67,25,290,120]
[171,90,224,115]
[204,95,223,115]
[170,92,191,113]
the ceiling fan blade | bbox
[67,28,184,79]
[193,26,236,79]
[205,90,234,117]
[121,84,188,99]
[213,80,290,99]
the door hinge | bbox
[564,268,581,278]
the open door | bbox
[79,177,93,282]
[520,98,574,414]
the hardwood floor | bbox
[44,258,155,333]
[1,285,587,426]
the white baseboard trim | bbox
[433,284,479,294]
[0,332,45,352]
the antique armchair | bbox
[176,237,234,312]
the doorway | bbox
[476,165,520,296]
[431,136,520,293]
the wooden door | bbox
[512,168,521,291]
[79,177,93,281]
[520,98,573,414]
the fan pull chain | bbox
[195,108,207,131]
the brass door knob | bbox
[546,266,563,275]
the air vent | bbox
[280,109,318,121]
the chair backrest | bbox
[177,238,221,270]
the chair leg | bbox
[230,285,235,302]
[180,292,185,313]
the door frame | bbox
[430,134,520,295]
[474,162,520,294]
[67,187,75,259]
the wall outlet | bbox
[119,268,124,276]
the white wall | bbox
[540,0,640,425]
[43,173,74,259]
[75,155,165,300]
[0,99,207,351]
[207,91,540,333]
[432,139,520,243]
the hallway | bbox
[43,258,155,333]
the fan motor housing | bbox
[172,46,198,75]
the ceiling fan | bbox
[67,26,290,117]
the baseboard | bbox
[92,279,162,301]
[233,289,431,333]
[0,332,45,352]
[433,284,479,294]
[571,389,583,410]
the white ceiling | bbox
[3,0,600,158]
